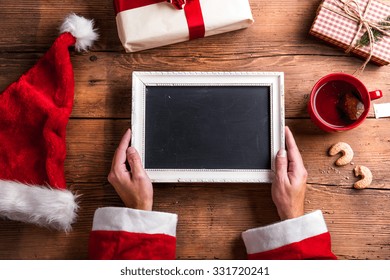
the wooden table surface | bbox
[0,0,389,260]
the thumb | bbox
[275,149,288,179]
[126,147,145,176]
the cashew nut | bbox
[353,165,372,189]
[328,142,354,166]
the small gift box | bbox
[309,0,390,66]
[114,0,254,52]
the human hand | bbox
[271,126,307,220]
[107,128,153,211]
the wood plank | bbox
[1,1,388,119]
[64,118,390,190]
[1,53,388,119]
[0,183,388,259]
[0,0,326,52]
[289,119,390,190]
[305,185,390,260]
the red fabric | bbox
[88,228,334,260]
[113,0,205,39]
[89,230,176,260]
[0,32,76,189]
[247,232,337,260]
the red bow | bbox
[167,0,187,10]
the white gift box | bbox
[114,0,254,52]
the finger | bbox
[126,146,146,176]
[275,148,288,179]
[111,128,132,170]
[285,126,305,168]
[118,128,132,152]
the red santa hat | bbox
[0,14,98,231]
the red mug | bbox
[307,73,382,132]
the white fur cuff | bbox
[0,180,78,232]
[92,207,178,237]
[242,210,328,254]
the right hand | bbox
[271,126,308,220]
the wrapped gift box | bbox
[309,0,390,66]
[114,0,254,52]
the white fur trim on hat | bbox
[0,180,78,232]
[60,13,98,52]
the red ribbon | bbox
[184,0,205,40]
[114,0,205,40]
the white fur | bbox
[92,207,178,237]
[242,210,328,254]
[0,180,78,232]
[60,13,98,52]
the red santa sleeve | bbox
[89,207,178,260]
[242,210,337,260]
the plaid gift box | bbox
[114,0,254,52]
[310,0,390,66]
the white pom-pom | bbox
[60,13,98,52]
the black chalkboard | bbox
[144,86,271,170]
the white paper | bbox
[373,103,390,119]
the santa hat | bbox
[0,14,98,231]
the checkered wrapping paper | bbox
[310,0,390,65]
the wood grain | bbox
[0,0,390,260]
[0,182,388,259]
[64,119,390,189]
[1,53,389,119]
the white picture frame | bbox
[131,71,285,183]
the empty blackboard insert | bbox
[131,72,285,183]
[144,86,271,170]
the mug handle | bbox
[369,90,383,100]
